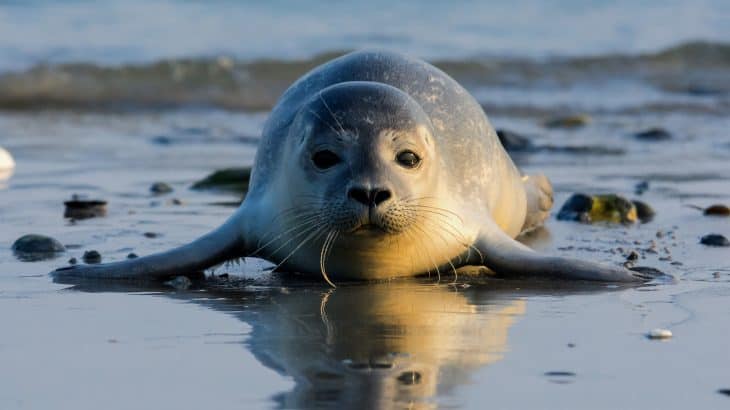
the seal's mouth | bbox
[350,223,387,235]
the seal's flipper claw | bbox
[628,266,670,282]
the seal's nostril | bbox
[372,189,391,206]
[348,187,370,206]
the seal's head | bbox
[287,82,441,235]
[269,82,469,279]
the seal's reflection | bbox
[61,275,624,409]
[238,282,525,408]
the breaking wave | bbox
[0,41,728,111]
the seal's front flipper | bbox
[473,219,662,282]
[52,218,247,282]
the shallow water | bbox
[1,104,729,409]
[2,2,730,409]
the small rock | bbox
[127,253,138,259]
[632,200,655,223]
[64,195,107,219]
[170,198,183,205]
[626,250,639,261]
[143,232,159,238]
[558,193,638,224]
[544,114,591,129]
[700,234,730,247]
[634,180,650,195]
[704,204,730,216]
[150,135,173,145]
[164,276,192,290]
[396,371,422,385]
[647,328,672,340]
[496,129,534,151]
[191,167,251,193]
[634,127,672,141]
[12,234,66,261]
[68,257,77,265]
[82,250,102,264]
[544,371,577,384]
[556,193,593,222]
[150,182,173,194]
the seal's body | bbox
[54,51,656,283]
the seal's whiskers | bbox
[271,226,327,273]
[319,230,339,288]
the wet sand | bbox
[1,106,728,409]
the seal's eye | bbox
[396,150,421,168]
[312,150,341,169]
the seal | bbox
[53,50,657,283]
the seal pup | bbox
[53,50,658,283]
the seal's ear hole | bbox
[312,150,342,169]
[396,150,421,168]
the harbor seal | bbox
[53,50,657,283]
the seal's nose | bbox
[348,187,392,207]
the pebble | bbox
[496,129,534,151]
[634,127,672,141]
[626,250,639,261]
[704,204,730,216]
[64,194,107,219]
[396,371,422,385]
[68,257,77,265]
[170,198,184,205]
[82,250,102,264]
[647,328,673,340]
[556,193,593,222]
[633,200,655,223]
[150,182,173,194]
[12,234,66,261]
[634,180,649,195]
[191,167,251,193]
[127,253,139,259]
[143,232,159,238]
[544,114,591,129]
[700,234,730,247]
[544,371,577,384]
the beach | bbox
[1,1,729,409]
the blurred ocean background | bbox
[0,0,728,112]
